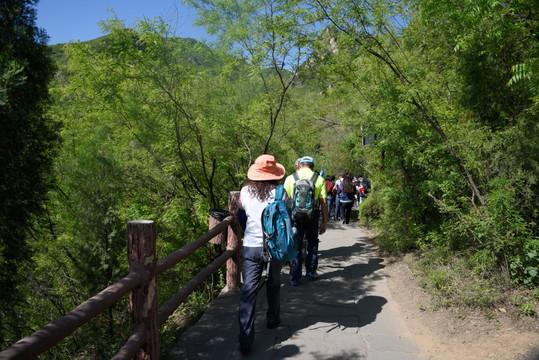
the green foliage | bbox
[10,9,333,355]
[358,189,383,226]
[507,237,539,286]
[4,0,538,355]
[413,253,506,309]
[511,291,539,317]
[36,18,242,356]
[185,0,324,156]
[517,301,537,317]
[0,0,61,346]
[306,0,538,301]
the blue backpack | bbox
[261,185,296,263]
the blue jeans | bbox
[290,212,320,282]
[326,195,334,218]
[334,196,341,219]
[238,246,282,346]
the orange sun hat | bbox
[247,154,286,181]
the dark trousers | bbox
[290,212,320,282]
[340,200,354,224]
[238,246,282,346]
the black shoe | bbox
[239,343,251,355]
[267,318,281,329]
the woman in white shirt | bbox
[237,154,287,354]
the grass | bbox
[407,252,538,319]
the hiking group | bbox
[236,154,333,355]
[325,172,369,225]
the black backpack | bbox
[291,172,318,224]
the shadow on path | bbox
[166,224,423,360]
[249,227,388,359]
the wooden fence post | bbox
[225,191,241,292]
[127,220,159,360]
[208,209,229,245]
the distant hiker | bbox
[357,181,365,205]
[360,175,369,193]
[333,173,344,221]
[338,174,357,224]
[284,156,328,285]
[237,154,288,354]
[325,175,336,219]
[352,177,359,207]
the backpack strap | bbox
[257,185,282,292]
[275,185,284,202]
[309,172,319,206]
[309,172,318,186]
[292,171,317,185]
[292,172,300,197]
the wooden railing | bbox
[0,192,242,360]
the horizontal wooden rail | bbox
[156,216,234,275]
[0,271,144,360]
[0,191,241,360]
[158,248,235,326]
[111,325,145,360]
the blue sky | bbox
[35,0,209,45]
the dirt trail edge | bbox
[382,246,539,360]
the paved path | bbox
[165,220,426,360]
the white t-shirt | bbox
[240,185,288,247]
[332,178,339,197]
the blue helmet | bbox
[299,156,314,165]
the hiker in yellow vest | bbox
[283,156,328,285]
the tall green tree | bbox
[0,0,60,345]
[33,19,243,356]
[308,0,538,285]
[185,0,323,158]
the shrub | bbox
[358,189,383,225]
